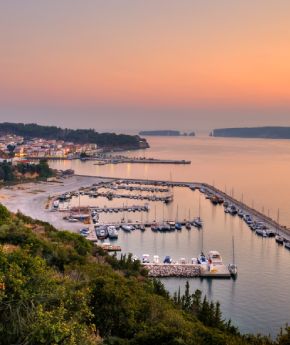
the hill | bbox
[0,205,289,344]
[211,127,290,139]
[0,123,149,150]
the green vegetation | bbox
[0,122,149,149]
[211,127,290,139]
[0,159,53,183]
[0,206,289,344]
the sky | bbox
[1,0,290,133]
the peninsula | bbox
[0,122,149,151]
[211,126,290,139]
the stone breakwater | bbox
[144,264,201,277]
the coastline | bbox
[0,175,110,232]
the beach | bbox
[0,175,108,232]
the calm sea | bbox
[49,136,290,337]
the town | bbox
[0,134,99,161]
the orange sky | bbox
[1,1,290,129]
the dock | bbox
[98,243,121,252]
[78,174,290,240]
[143,263,231,278]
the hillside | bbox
[0,205,289,344]
[211,127,290,139]
[0,123,149,150]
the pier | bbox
[143,264,231,278]
[76,175,290,239]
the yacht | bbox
[208,251,223,265]
[122,224,134,232]
[107,225,118,239]
[95,226,108,240]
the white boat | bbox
[285,241,290,250]
[107,225,118,239]
[122,224,133,232]
[68,217,79,223]
[179,258,186,264]
[208,250,223,265]
[153,255,160,264]
[197,252,208,265]
[142,254,150,263]
[256,229,267,237]
[228,263,238,276]
[228,237,238,277]
[53,200,59,209]
[275,234,284,245]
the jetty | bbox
[143,264,231,278]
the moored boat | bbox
[107,225,118,239]
[193,217,202,228]
[275,235,284,245]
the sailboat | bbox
[175,205,182,230]
[228,236,238,277]
[275,209,284,244]
[185,209,191,229]
[193,194,203,228]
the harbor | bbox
[1,170,290,335]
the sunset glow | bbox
[1,1,290,129]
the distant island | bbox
[139,130,195,136]
[0,122,149,151]
[211,127,290,139]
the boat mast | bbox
[232,236,235,265]
[176,204,179,222]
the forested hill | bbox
[211,127,290,139]
[0,123,149,149]
[0,205,289,344]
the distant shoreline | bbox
[211,126,290,139]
